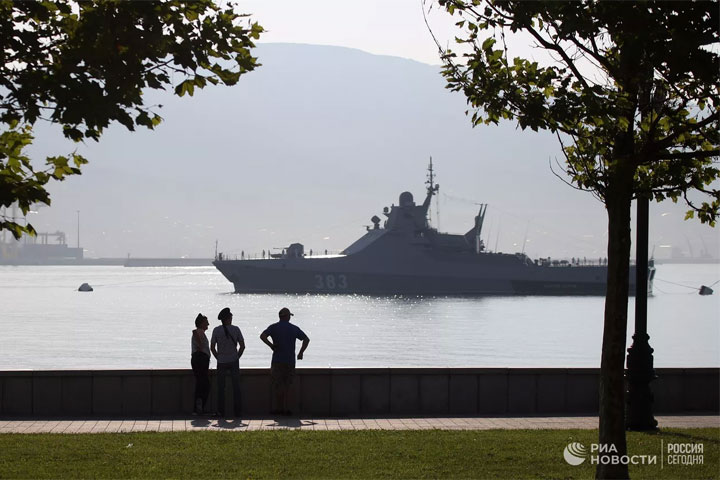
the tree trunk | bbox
[596,179,633,480]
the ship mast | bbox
[424,157,440,227]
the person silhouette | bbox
[210,307,245,418]
[260,307,309,416]
[191,313,210,415]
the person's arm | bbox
[210,331,218,360]
[260,331,275,351]
[297,336,309,360]
[192,329,202,350]
[237,332,246,358]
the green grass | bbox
[0,428,717,479]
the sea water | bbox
[0,264,717,370]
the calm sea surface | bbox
[0,264,717,370]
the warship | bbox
[214,163,652,295]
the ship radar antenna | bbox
[426,157,440,228]
[426,157,439,198]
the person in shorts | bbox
[260,307,309,415]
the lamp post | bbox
[76,210,80,248]
[625,195,658,430]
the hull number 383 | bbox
[314,274,348,290]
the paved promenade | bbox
[0,415,717,434]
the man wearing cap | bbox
[260,307,309,415]
[211,307,245,418]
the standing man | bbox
[260,307,309,416]
[211,307,245,419]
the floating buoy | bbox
[699,285,714,296]
[78,283,94,292]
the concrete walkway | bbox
[0,415,717,434]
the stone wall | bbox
[0,368,717,417]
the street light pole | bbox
[76,210,80,249]
[625,195,658,430]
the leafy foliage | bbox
[437,0,719,224]
[0,0,262,237]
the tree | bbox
[0,0,262,238]
[433,1,718,478]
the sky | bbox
[241,1,548,66]
[242,0,465,65]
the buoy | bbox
[699,285,713,296]
[78,283,94,292]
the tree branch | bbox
[655,149,720,161]
[522,23,591,91]
[655,111,719,151]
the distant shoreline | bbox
[0,258,214,267]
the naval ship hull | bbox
[214,165,649,296]
[213,254,638,296]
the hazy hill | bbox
[24,43,717,260]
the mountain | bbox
[24,43,717,261]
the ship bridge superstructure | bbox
[344,158,489,257]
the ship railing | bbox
[536,259,641,267]
[534,257,614,267]
[216,250,344,261]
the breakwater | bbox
[1,368,717,417]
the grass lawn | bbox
[0,428,717,479]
